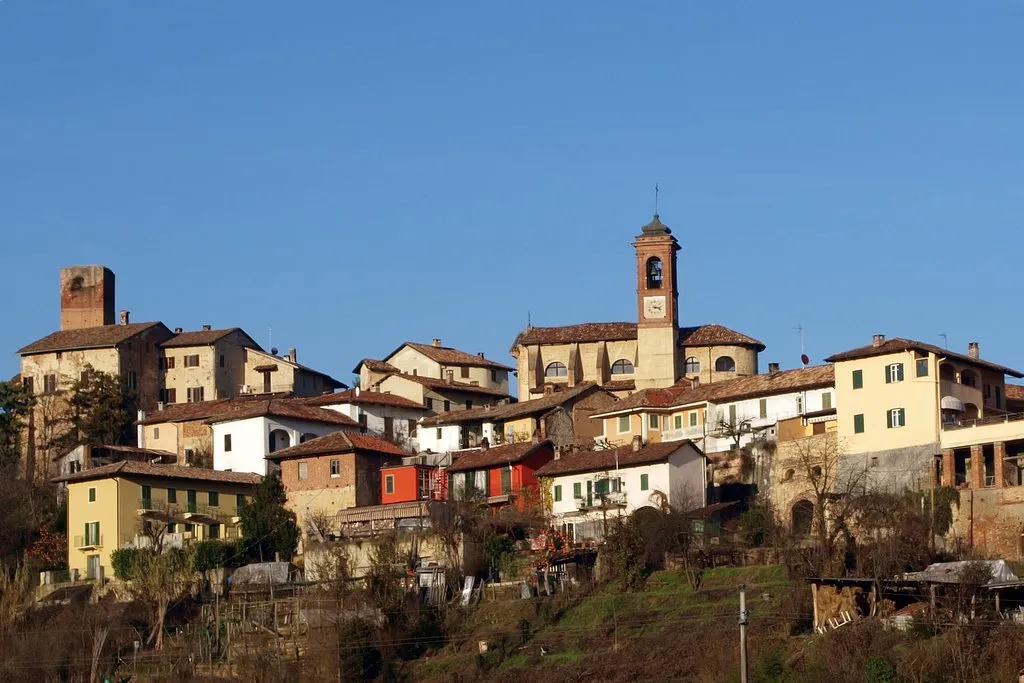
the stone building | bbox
[354,340,512,395]
[159,327,263,403]
[509,215,763,400]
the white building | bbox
[303,387,428,450]
[209,400,360,475]
[535,439,706,542]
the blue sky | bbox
[3,2,1024,389]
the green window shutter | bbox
[640,473,649,491]
[690,412,697,427]
[853,414,864,434]
[853,369,863,389]
[897,363,904,382]
[554,485,562,502]
[885,365,891,384]
[573,482,581,499]
[674,415,682,429]
[759,399,767,419]
[822,392,832,410]
[898,408,906,427]
[728,405,737,424]
[886,410,893,428]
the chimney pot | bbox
[632,435,643,452]
[157,401,165,411]
[201,324,211,331]
[968,342,980,359]
[768,362,780,375]
[119,310,130,325]
[477,352,485,358]
[174,327,183,334]
[872,334,886,347]
[288,347,297,363]
[432,338,442,347]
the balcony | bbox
[661,425,706,443]
[941,380,984,414]
[940,412,1024,449]
[183,504,225,523]
[576,491,627,512]
[74,535,103,550]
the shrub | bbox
[110,547,142,580]
[865,656,897,683]
[193,540,230,573]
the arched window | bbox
[783,468,795,482]
[545,362,568,378]
[610,359,634,375]
[715,356,736,372]
[646,257,663,289]
[684,357,700,375]
[269,429,291,453]
[792,500,814,536]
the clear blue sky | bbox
[3,2,1024,388]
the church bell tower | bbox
[633,214,680,389]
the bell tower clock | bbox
[633,214,680,389]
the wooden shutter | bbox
[886,410,893,428]
[885,366,891,384]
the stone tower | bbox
[60,265,116,330]
[633,215,680,389]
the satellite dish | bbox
[801,354,810,366]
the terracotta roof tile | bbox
[534,441,699,477]
[421,382,611,427]
[302,389,426,410]
[54,443,177,463]
[387,373,511,398]
[402,342,514,371]
[138,394,294,425]
[511,322,764,351]
[1005,384,1024,401]
[679,324,765,351]
[53,460,262,485]
[352,358,400,374]
[161,328,261,349]
[266,430,409,460]
[202,399,360,427]
[825,338,1023,378]
[445,440,553,473]
[19,322,169,355]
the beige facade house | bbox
[158,327,262,404]
[368,372,512,416]
[510,215,763,400]
[243,347,345,397]
[354,340,513,396]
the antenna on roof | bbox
[268,326,273,353]
[940,333,948,348]
[654,183,660,216]
[527,311,532,329]
[795,325,809,365]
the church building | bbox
[510,214,765,399]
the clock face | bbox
[643,295,666,319]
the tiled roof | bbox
[511,322,764,351]
[57,443,178,463]
[266,430,409,460]
[53,460,262,485]
[203,399,360,427]
[401,342,514,371]
[386,373,511,398]
[247,348,347,389]
[601,380,637,392]
[825,338,1023,378]
[679,324,765,351]
[1005,384,1024,402]
[138,394,294,425]
[445,440,553,473]
[352,358,400,374]
[420,382,610,427]
[534,441,699,477]
[19,322,169,355]
[302,389,426,411]
[593,365,835,416]
[161,327,261,349]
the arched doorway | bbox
[269,429,291,453]
[791,500,814,537]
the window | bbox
[407,419,417,436]
[646,257,663,289]
[783,469,794,482]
[916,358,928,377]
[435,427,442,439]
[715,356,736,372]
[640,473,649,491]
[684,357,700,375]
[22,376,33,394]
[184,523,194,534]
[223,434,232,452]
[554,485,562,502]
[358,414,368,433]
[461,366,470,378]
[618,415,630,433]
[822,392,832,410]
[887,408,906,428]
[491,369,497,382]
[153,427,160,439]
[385,475,395,494]
[184,354,200,368]
[88,487,96,502]
[852,369,863,389]
[126,371,137,391]
[160,388,177,404]
[184,449,194,465]
[465,401,472,410]
[611,359,634,375]
[728,405,737,425]
[84,521,100,546]
[187,387,205,403]
[853,414,865,434]
[756,398,766,419]
[573,482,582,499]
[648,414,659,430]
[886,363,904,383]
[500,467,512,494]
[674,415,683,429]
[141,485,151,507]
[236,494,246,509]
[168,523,176,533]
[165,356,176,369]
[168,488,177,504]
[689,412,697,427]
[209,524,220,540]
[443,400,450,412]
[298,462,309,481]
[545,362,568,378]
[187,489,197,512]
[208,491,219,507]
[811,466,822,478]
[996,386,1003,409]
[219,354,225,368]
[796,396,803,414]
[813,421,826,435]
[43,374,57,393]
[870,456,879,468]
[330,459,340,476]
[425,398,434,410]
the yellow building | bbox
[243,346,346,397]
[56,461,261,580]
[159,327,262,403]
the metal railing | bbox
[943,412,1024,431]
[73,535,102,548]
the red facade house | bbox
[381,463,440,505]
[444,439,554,510]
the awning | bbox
[941,396,965,412]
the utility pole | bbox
[739,584,748,683]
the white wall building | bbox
[304,388,428,450]
[536,440,706,542]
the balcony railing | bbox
[74,535,103,549]
[944,412,1024,431]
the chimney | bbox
[432,338,442,347]
[355,386,360,397]
[174,327,183,334]
[532,428,541,444]
[119,310,130,325]
[136,409,145,446]
[288,347,297,363]
[872,334,886,347]
[201,324,211,331]
[544,384,554,395]
[157,401,165,411]
[631,435,643,452]
[477,352,485,358]
[768,362,780,374]
[968,342,980,359]
[691,377,700,387]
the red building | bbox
[381,463,440,505]
[444,439,554,510]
